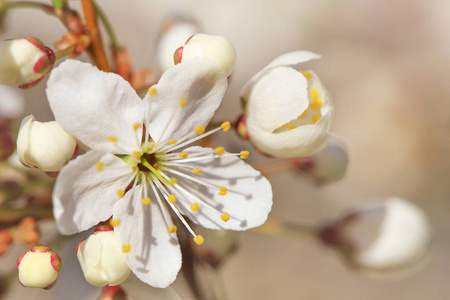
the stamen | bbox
[133,123,141,131]
[133,151,142,160]
[220,212,230,222]
[309,99,323,111]
[96,161,104,171]
[168,139,177,145]
[148,87,158,96]
[192,168,202,174]
[140,159,177,185]
[109,219,120,227]
[180,97,186,108]
[168,194,177,203]
[142,198,151,205]
[122,244,131,253]
[298,109,308,119]
[300,71,311,80]
[215,147,225,156]
[310,89,319,99]
[108,135,118,143]
[116,189,125,198]
[280,122,295,130]
[150,181,180,233]
[312,113,322,124]
[195,126,205,135]
[221,121,231,132]
[240,151,250,159]
[219,186,227,196]
[178,152,188,159]
[193,235,204,245]
[164,126,225,153]
[190,202,200,212]
[168,225,177,233]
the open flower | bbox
[240,51,333,158]
[47,59,272,288]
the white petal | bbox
[121,274,183,300]
[168,146,272,231]
[113,187,182,288]
[241,50,320,99]
[46,60,144,154]
[245,66,309,132]
[53,150,134,235]
[144,57,227,143]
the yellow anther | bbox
[195,126,205,135]
[192,168,202,174]
[109,218,120,227]
[309,89,319,100]
[312,113,322,124]
[133,151,142,160]
[178,152,188,159]
[133,123,141,131]
[168,195,176,203]
[280,122,295,130]
[148,87,158,96]
[96,161,104,171]
[240,151,250,159]
[215,147,225,156]
[180,97,186,108]
[108,135,118,143]
[193,235,204,245]
[142,198,151,205]
[221,121,231,132]
[309,99,323,111]
[167,139,177,145]
[168,225,177,233]
[219,186,227,196]
[169,177,178,185]
[300,71,311,80]
[220,212,230,222]
[116,189,125,198]
[190,202,200,212]
[122,244,131,253]
[298,109,308,119]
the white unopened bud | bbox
[0,37,55,88]
[174,33,236,77]
[76,225,131,287]
[17,246,62,289]
[319,197,432,272]
[16,115,77,173]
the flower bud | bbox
[16,115,77,173]
[174,33,236,77]
[17,246,62,289]
[292,139,348,185]
[0,38,55,88]
[319,197,432,272]
[76,226,131,287]
[156,16,198,72]
[241,51,333,158]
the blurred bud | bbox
[0,124,14,160]
[54,33,90,57]
[292,139,348,185]
[129,69,157,91]
[76,225,131,287]
[235,114,249,140]
[0,84,25,119]
[319,197,432,272]
[0,230,12,256]
[13,217,39,246]
[241,51,333,158]
[17,246,62,289]
[174,33,236,77]
[188,225,238,268]
[16,115,77,173]
[156,16,198,72]
[0,38,55,88]
[98,285,126,300]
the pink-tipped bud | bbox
[17,246,62,289]
[175,33,236,77]
[98,285,126,300]
[0,38,55,88]
[235,114,249,140]
[77,228,131,287]
[16,115,77,173]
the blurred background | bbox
[1,0,449,299]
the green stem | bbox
[252,217,317,239]
[54,45,75,60]
[2,1,54,13]
[94,1,120,53]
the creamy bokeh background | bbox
[2,0,450,299]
